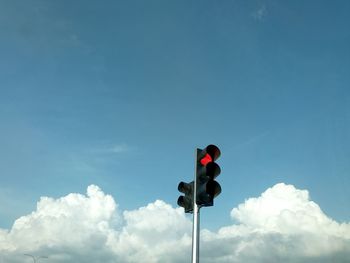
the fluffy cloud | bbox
[203,183,350,263]
[0,185,120,262]
[0,183,349,262]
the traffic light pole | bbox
[192,202,200,263]
[178,146,221,263]
[191,149,201,263]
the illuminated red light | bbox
[200,154,212,166]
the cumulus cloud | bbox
[0,183,349,262]
[0,185,120,262]
[205,183,350,262]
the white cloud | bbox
[109,144,135,154]
[252,5,267,21]
[108,200,192,263]
[0,183,349,262]
[209,183,350,262]
[1,185,119,254]
[88,143,135,154]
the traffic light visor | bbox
[206,180,221,198]
[205,144,221,161]
[198,145,221,163]
[178,181,193,194]
[205,162,221,179]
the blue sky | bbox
[0,0,349,235]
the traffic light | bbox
[196,144,221,207]
[177,181,194,213]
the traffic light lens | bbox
[177,196,185,207]
[200,154,212,166]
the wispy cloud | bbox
[233,131,270,150]
[109,144,134,154]
[252,5,267,21]
[89,143,136,155]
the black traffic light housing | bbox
[177,181,194,213]
[196,145,221,207]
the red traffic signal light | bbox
[200,154,212,166]
[196,144,222,207]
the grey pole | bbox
[191,202,200,263]
[191,149,200,263]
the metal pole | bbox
[191,149,200,263]
[191,202,200,263]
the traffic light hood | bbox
[197,144,221,163]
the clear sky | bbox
[0,1,350,261]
